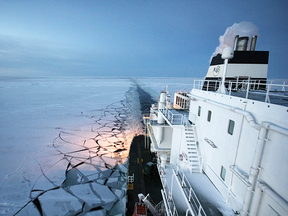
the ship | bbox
[138,33,288,216]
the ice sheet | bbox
[134,77,198,101]
[0,76,195,215]
[0,77,143,215]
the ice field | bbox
[0,76,195,215]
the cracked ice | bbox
[0,78,143,215]
[0,77,194,215]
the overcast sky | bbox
[0,0,288,78]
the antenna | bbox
[218,46,234,94]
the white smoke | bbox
[212,22,259,58]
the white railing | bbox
[160,107,190,126]
[161,108,183,124]
[229,165,251,187]
[175,166,207,216]
[191,126,203,172]
[161,189,178,216]
[147,102,191,126]
[186,126,203,174]
[193,79,288,105]
[156,157,178,216]
[145,108,191,127]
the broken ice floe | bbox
[1,84,143,215]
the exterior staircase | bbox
[185,127,202,173]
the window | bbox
[198,106,201,116]
[207,110,212,122]
[228,120,235,135]
[220,166,226,181]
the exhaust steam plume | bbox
[211,22,259,60]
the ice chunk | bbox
[69,183,102,210]
[61,168,83,187]
[9,201,40,215]
[38,188,82,215]
[96,179,106,185]
[111,188,124,199]
[110,169,120,178]
[106,177,118,188]
[84,209,106,216]
[115,164,127,174]
[90,183,117,206]
[70,182,117,209]
[108,196,127,216]
[75,163,99,177]
[85,173,100,182]
[99,169,112,179]
[83,139,97,148]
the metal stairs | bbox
[185,127,202,173]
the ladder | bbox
[185,127,201,173]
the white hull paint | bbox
[144,35,288,216]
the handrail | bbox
[193,79,288,106]
[229,165,251,187]
[194,79,288,92]
[159,107,189,125]
[174,167,207,216]
[187,126,203,173]
[156,157,178,216]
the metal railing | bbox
[175,166,207,216]
[191,126,203,172]
[229,165,251,187]
[193,79,288,106]
[146,104,191,126]
[156,157,179,216]
[160,107,190,126]
[185,126,203,174]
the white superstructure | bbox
[144,35,288,216]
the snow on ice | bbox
[0,76,195,215]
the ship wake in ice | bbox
[0,82,143,215]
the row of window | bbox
[175,95,189,109]
[198,106,235,135]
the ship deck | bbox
[126,83,163,215]
[126,136,163,216]
[230,90,288,106]
[194,79,288,107]
[161,164,234,215]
